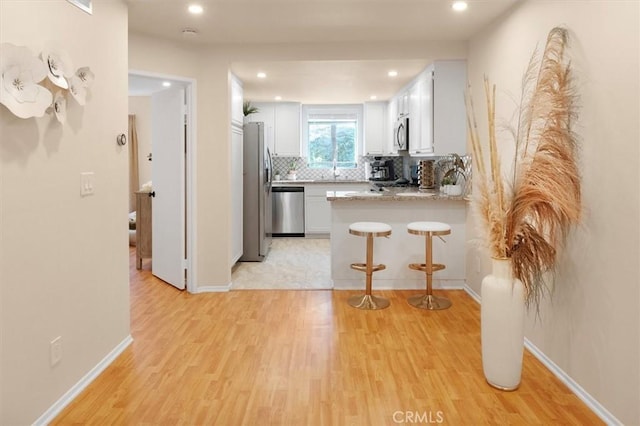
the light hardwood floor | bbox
[52,248,603,425]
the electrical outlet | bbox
[80,172,95,196]
[50,336,62,366]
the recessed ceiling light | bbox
[452,1,468,12]
[274,96,282,101]
[188,4,203,14]
[370,95,377,100]
[388,70,398,77]
[162,81,171,87]
[257,72,267,79]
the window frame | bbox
[302,104,363,169]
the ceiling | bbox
[127,0,519,102]
[128,74,187,96]
[231,59,431,104]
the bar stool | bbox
[348,222,392,310]
[407,221,452,310]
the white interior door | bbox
[151,88,185,289]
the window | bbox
[304,106,362,169]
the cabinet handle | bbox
[149,191,156,198]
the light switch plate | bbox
[80,172,95,196]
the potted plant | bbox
[441,153,466,196]
[243,101,259,117]
[286,159,298,180]
[466,27,581,390]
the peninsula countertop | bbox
[326,187,468,202]
[272,179,370,185]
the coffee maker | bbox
[369,158,395,181]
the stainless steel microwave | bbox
[395,116,409,151]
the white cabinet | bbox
[397,91,409,118]
[246,102,275,152]
[231,76,244,266]
[387,97,399,155]
[408,61,467,156]
[363,102,387,155]
[304,184,369,235]
[246,102,301,156]
[230,75,244,127]
[432,61,467,155]
[410,71,434,155]
[230,126,243,265]
[305,196,331,234]
[408,81,421,154]
[273,102,301,156]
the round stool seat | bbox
[349,222,392,237]
[407,221,451,235]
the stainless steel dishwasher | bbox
[272,186,305,237]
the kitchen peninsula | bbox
[328,188,467,290]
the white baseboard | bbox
[463,283,481,303]
[462,285,621,426]
[523,339,622,425]
[195,283,232,293]
[33,335,133,425]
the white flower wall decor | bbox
[53,91,67,124]
[0,42,94,123]
[41,46,74,89]
[0,43,52,119]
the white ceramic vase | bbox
[481,257,525,390]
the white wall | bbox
[465,1,639,424]
[0,1,130,424]
[129,33,467,290]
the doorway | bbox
[128,71,197,292]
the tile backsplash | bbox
[272,155,400,181]
[272,154,471,186]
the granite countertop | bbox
[272,179,370,185]
[326,187,468,201]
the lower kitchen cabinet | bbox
[304,184,369,235]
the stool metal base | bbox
[348,294,390,310]
[407,293,452,310]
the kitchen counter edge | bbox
[272,179,370,185]
[326,189,468,202]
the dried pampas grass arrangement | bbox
[467,27,581,310]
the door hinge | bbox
[182,259,188,270]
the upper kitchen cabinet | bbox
[409,70,434,155]
[230,75,244,128]
[246,102,276,152]
[408,60,467,156]
[273,102,302,157]
[363,101,388,156]
[387,97,399,155]
[246,102,301,156]
[408,80,422,153]
[433,60,466,156]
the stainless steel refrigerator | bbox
[240,122,273,261]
